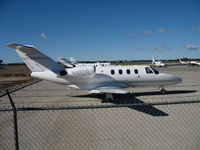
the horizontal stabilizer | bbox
[7,43,64,73]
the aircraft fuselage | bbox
[32,65,182,90]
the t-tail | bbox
[58,57,74,68]
[152,57,155,64]
[6,43,68,83]
[69,57,78,65]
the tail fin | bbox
[152,57,155,64]
[58,57,74,68]
[69,57,78,65]
[7,43,64,73]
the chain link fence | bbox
[1,91,200,150]
[0,110,15,150]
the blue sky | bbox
[0,0,200,63]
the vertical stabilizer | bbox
[58,57,74,68]
[69,57,78,65]
[7,43,64,73]
[152,57,155,64]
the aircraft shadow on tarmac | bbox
[134,90,196,96]
[112,94,169,117]
[73,93,169,117]
[74,90,197,117]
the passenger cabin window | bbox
[145,67,153,74]
[111,70,115,75]
[134,69,138,74]
[119,69,123,74]
[150,66,159,74]
[126,69,130,74]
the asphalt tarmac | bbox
[0,65,200,150]
[0,65,199,106]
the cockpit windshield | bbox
[150,66,159,74]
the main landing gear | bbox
[102,93,114,103]
[160,88,166,94]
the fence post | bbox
[6,90,19,150]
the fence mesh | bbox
[1,102,200,150]
[0,111,15,150]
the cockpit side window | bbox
[150,66,159,74]
[145,67,153,74]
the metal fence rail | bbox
[0,80,41,98]
[1,91,200,150]
[2,99,200,112]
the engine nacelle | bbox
[65,65,96,77]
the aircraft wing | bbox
[89,86,130,94]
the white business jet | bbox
[69,57,79,66]
[58,57,75,68]
[69,57,111,67]
[152,57,165,67]
[179,59,188,65]
[7,44,182,100]
[187,60,200,66]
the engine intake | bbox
[59,70,67,76]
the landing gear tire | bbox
[101,93,114,103]
[160,88,166,94]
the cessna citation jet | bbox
[69,57,111,67]
[152,57,165,67]
[7,43,182,100]
[179,59,188,65]
[58,57,75,68]
[188,60,200,66]
[58,57,111,68]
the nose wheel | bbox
[160,88,166,94]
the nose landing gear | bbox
[158,86,167,94]
[160,88,166,94]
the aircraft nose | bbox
[169,75,183,84]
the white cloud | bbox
[41,33,47,38]
[184,44,198,50]
[158,28,176,33]
[143,30,152,34]
[136,30,152,34]
[158,28,167,32]
[149,47,159,51]
[148,43,172,52]
[193,26,200,31]
[149,47,163,52]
